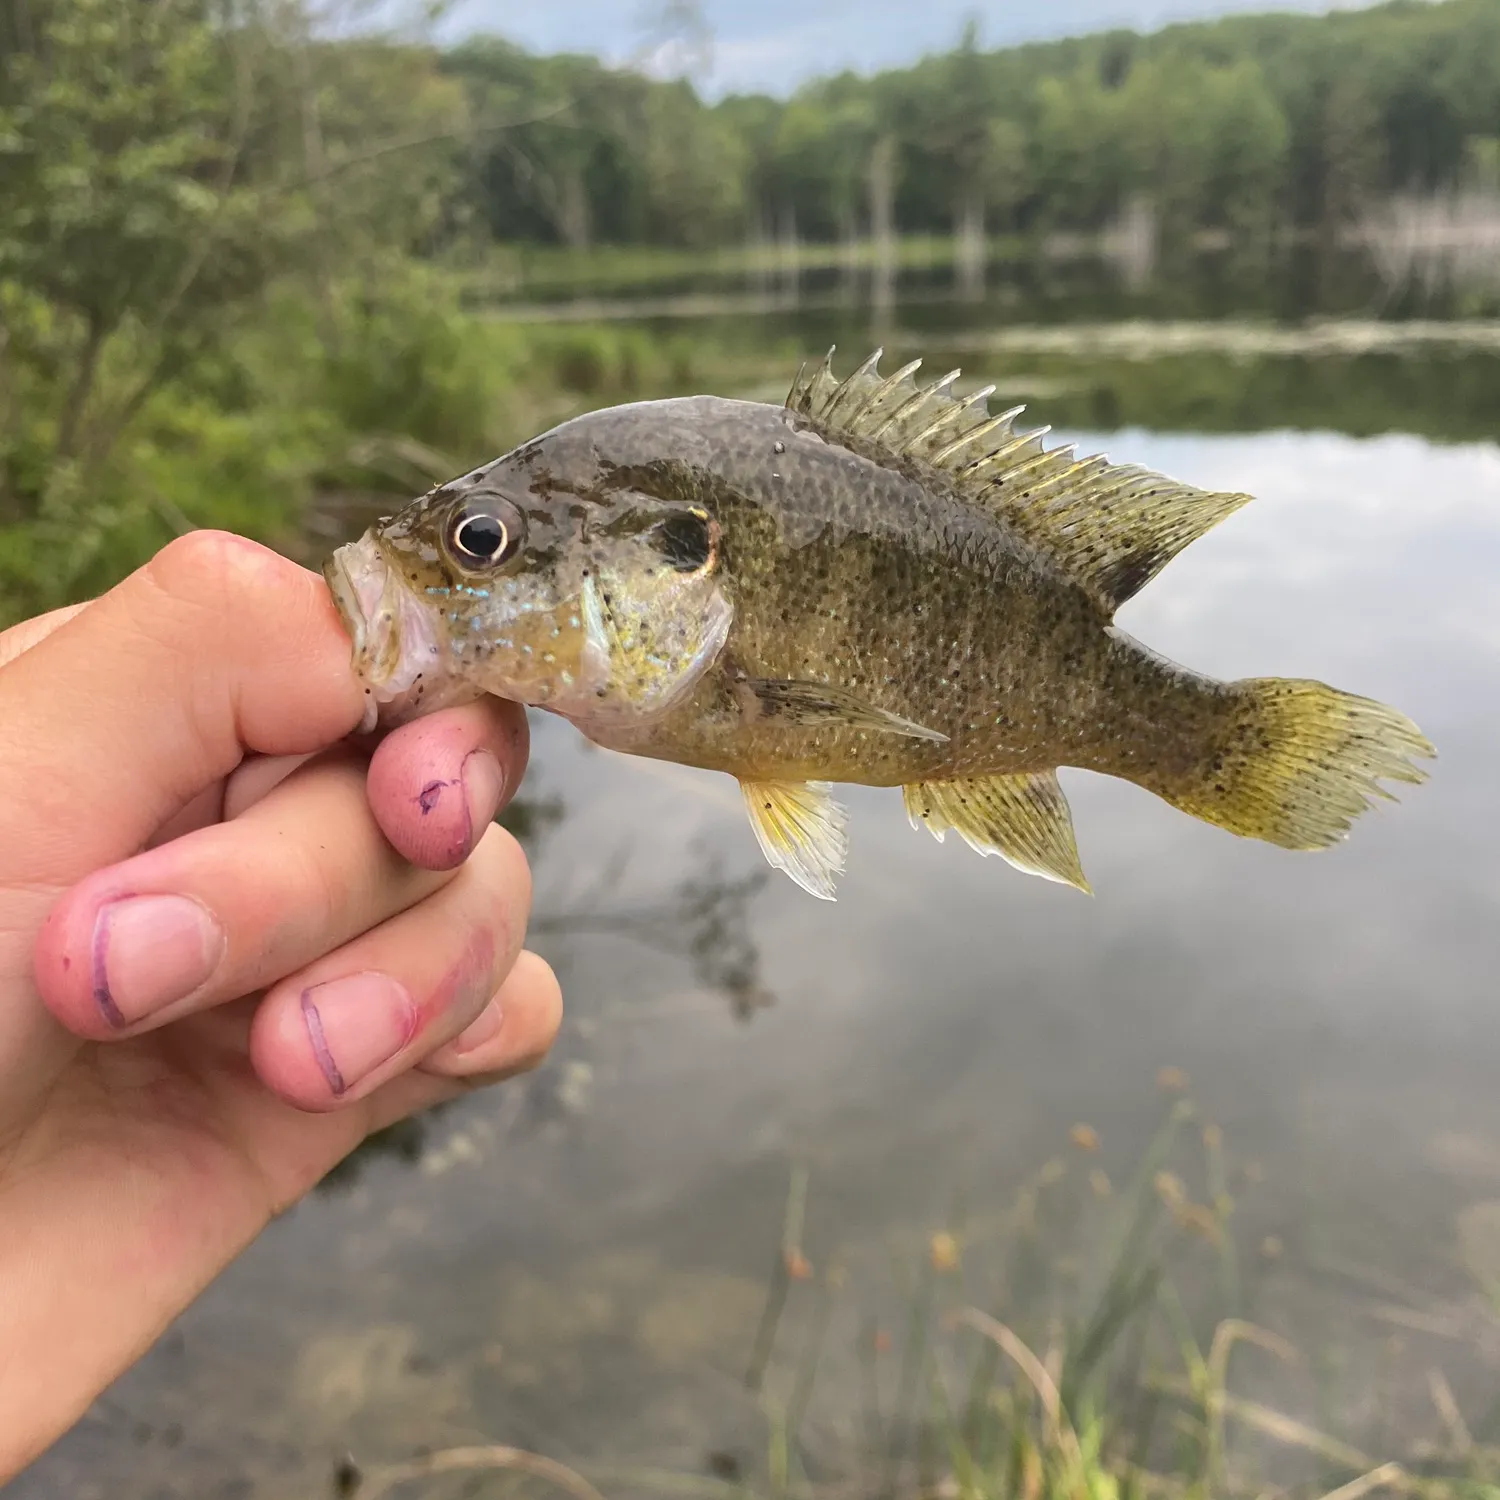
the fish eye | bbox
[448,497,524,569]
[651,507,717,574]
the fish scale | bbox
[324,350,1434,902]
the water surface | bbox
[18,363,1500,1500]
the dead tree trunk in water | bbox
[748,204,770,297]
[955,192,985,301]
[838,206,859,305]
[558,169,591,251]
[777,205,800,308]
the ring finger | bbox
[249,825,532,1110]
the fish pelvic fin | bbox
[786,348,1250,614]
[740,778,847,901]
[902,770,1091,894]
[1140,678,1434,849]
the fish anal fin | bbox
[787,349,1251,614]
[902,771,1091,893]
[740,779,848,901]
[739,677,948,743]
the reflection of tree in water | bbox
[502,784,771,1021]
[532,844,771,1019]
[319,793,770,1190]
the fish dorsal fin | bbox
[786,348,1252,613]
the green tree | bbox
[0,0,473,617]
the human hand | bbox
[0,533,561,1478]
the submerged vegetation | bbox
[346,1090,1500,1500]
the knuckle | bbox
[147,531,289,608]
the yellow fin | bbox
[740,779,847,901]
[786,348,1250,613]
[1141,679,1434,849]
[902,770,1091,893]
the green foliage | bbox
[0,0,480,622]
[444,0,1500,254]
[444,40,747,250]
[5,0,1500,629]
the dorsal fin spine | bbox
[868,385,938,441]
[825,348,884,423]
[931,404,1011,465]
[783,350,1254,611]
[908,387,991,451]
[848,360,923,431]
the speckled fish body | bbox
[324,351,1433,899]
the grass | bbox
[352,1087,1500,1500]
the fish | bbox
[323,348,1434,900]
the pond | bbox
[17,277,1500,1499]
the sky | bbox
[434,0,1400,97]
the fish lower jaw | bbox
[324,540,457,726]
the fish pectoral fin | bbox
[902,771,1091,894]
[741,678,948,742]
[740,779,848,901]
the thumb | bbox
[0,532,365,886]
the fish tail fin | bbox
[1142,678,1433,849]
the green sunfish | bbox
[323,350,1433,899]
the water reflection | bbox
[16,418,1499,1499]
[492,235,1500,332]
[322,813,773,1193]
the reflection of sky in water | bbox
[20,429,1500,1498]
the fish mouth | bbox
[325,541,393,733]
[323,547,369,662]
[324,537,410,681]
[324,536,443,731]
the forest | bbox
[455,0,1500,252]
[3,0,1499,624]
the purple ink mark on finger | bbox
[92,906,127,1029]
[302,991,346,1095]
[418,779,450,815]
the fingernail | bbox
[462,750,505,837]
[93,895,225,1027]
[449,997,505,1056]
[301,973,417,1096]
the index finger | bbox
[0,602,91,670]
[0,532,365,885]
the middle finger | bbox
[36,754,465,1039]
